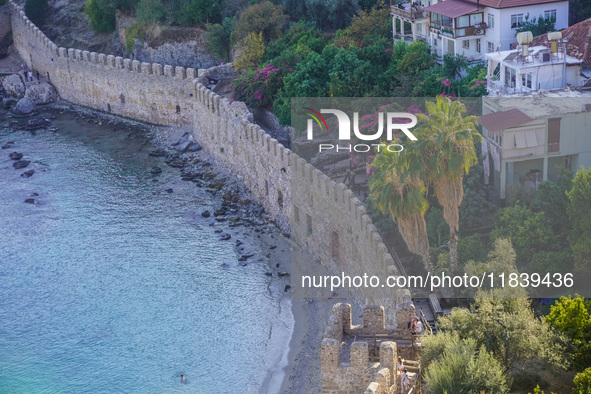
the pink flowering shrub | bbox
[229,63,285,109]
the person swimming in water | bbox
[180,374,186,384]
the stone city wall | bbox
[322,304,399,394]
[9,1,412,310]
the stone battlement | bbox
[322,304,422,394]
[8,1,413,308]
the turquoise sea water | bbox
[0,111,290,393]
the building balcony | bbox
[429,22,487,38]
[390,2,426,21]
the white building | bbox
[391,0,569,61]
[479,95,591,200]
[485,18,591,94]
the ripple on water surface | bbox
[0,112,288,393]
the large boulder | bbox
[25,82,58,104]
[13,97,35,114]
[2,74,26,98]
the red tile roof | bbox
[425,0,483,18]
[479,108,534,132]
[462,0,568,9]
[530,18,591,65]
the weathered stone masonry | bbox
[9,1,413,317]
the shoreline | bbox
[0,99,308,393]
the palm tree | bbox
[369,144,434,274]
[416,96,481,275]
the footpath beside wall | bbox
[9,1,413,323]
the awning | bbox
[478,108,534,133]
[424,0,483,18]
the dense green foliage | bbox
[569,0,591,25]
[124,23,146,52]
[84,0,138,33]
[135,0,165,23]
[205,17,236,62]
[25,0,48,26]
[490,204,557,269]
[574,368,591,394]
[546,296,591,371]
[280,0,361,30]
[423,240,567,392]
[457,233,486,267]
[567,167,591,271]
[458,163,496,233]
[231,1,287,44]
[421,332,509,393]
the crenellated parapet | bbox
[8,0,414,309]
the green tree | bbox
[567,167,591,271]
[25,0,48,26]
[530,172,573,237]
[369,144,434,274]
[273,51,329,125]
[84,0,115,33]
[438,293,566,371]
[569,0,591,25]
[416,96,481,275]
[422,332,509,393]
[332,4,391,48]
[233,31,265,72]
[304,0,359,31]
[457,233,487,268]
[206,17,236,62]
[396,41,434,75]
[440,240,566,371]
[546,295,591,371]
[231,1,287,44]
[135,0,165,23]
[491,204,556,268]
[574,368,591,394]
[186,0,221,24]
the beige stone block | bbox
[186,68,196,79]
[123,58,132,70]
[115,56,123,69]
[82,51,90,61]
[67,48,75,59]
[175,66,185,79]
[152,63,163,76]
[163,65,174,77]
[58,47,67,58]
[131,60,140,72]
[98,53,106,65]
[106,55,115,67]
[141,62,151,75]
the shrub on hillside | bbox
[84,0,115,33]
[25,0,48,26]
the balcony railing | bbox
[390,1,426,21]
[429,22,487,38]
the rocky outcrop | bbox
[2,74,25,98]
[25,82,58,104]
[13,97,35,114]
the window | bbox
[521,73,532,88]
[544,10,556,21]
[458,15,470,28]
[463,40,470,49]
[548,118,560,153]
[505,66,517,88]
[488,41,495,52]
[488,13,495,29]
[476,39,481,53]
[511,14,524,28]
